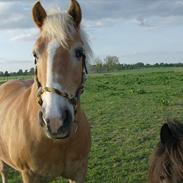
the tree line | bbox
[0,68,34,77]
[0,56,183,76]
[89,56,183,73]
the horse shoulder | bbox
[0,80,33,100]
[72,109,91,154]
[0,80,35,167]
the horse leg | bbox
[69,174,85,183]
[21,171,43,183]
[69,160,88,183]
[0,161,8,183]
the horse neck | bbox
[28,82,40,113]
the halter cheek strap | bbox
[34,54,87,114]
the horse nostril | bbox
[57,109,72,137]
[63,109,72,125]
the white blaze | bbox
[42,40,74,122]
[47,40,61,91]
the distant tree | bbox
[17,69,23,75]
[154,63,159,67]
[94,57,103,73]
[4,71,9,76]
[24,70,28,75]
[104,56,120,65]
[135,62,144,68]
[104,56,120,71]
[0,71,3,76]
[11,72,16,76]
[29,68,34,75]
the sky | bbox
[0,0,183,72]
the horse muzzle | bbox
[39,110,73,139]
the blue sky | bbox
[0,0,183,72]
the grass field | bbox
[1,67,183,183]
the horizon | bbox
[0,0,183,72]
[1,61,183,74]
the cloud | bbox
[0,0,21,1]
[84,18,120,29]
[135,17,150,27]
[81,0,183,29]
[0,0,183,33]
[10,28,38,41]
[0,2,33,30]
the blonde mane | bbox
[42,10,92,61]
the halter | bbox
[33,52,88,114]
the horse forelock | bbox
[41,9,92,62]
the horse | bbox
[0,0,92,182]
[149,120,183,183]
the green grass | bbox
[1,67,183,183]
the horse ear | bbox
[160,123,173,144]
[32,1,47,28]
[68,0,82,28]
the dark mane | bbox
[149,120,183,183]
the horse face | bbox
[32,1,85,139]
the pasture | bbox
[1,67,183,183]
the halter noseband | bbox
[34,52,87,114]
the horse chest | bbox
[26,141,84,178]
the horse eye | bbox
[75,48,84,59]
[33,50,38,59]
